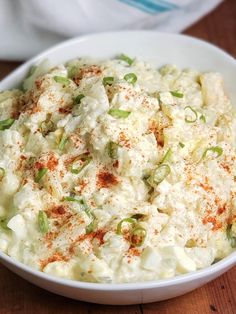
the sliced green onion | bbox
[80,198,93,219]
[131,227,147,247]
[116,218,136,235]
[0,218,10,230]
[170,91,184,98]
[119,54,134,66]
[64,195,93,219]
[106,141,119,159]
[103,77,114,86]
[86,220,95,234]
[63,196,81,203]
[74,94,85,104]
[28,65,37,76]
[184,106,198,123]
[147,164,171,187]
[161,148,172,163]
[70,155,92,174]
[179,142,185,148]
[58,133,68,151]
[226,225,236,248]
[80,198,95,233]
[67,65,77,78]
[63,195,86,208]
[0,118,15,130]
[202,146,223,160]
[35,168,48,183]
[153,164,171,184]
[200,114,206,123]
[108,109,131,118]
[53,76,70,86]
[0,167,5,182]
[38,210,49,234]
[124,73,137,85]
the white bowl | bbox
[0,31,235,305]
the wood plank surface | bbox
[0,0,235,313]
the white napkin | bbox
[0,0,223,60]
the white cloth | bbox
[0,0,223,60]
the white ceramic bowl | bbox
[0,31,235,305]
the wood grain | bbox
[0,0,235,312]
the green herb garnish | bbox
[38,210,49,233]
[124,73,137,85]
[35,168,48,183]
[170,91,184,98]
[86,220,95,234]
[161,148,172,163]
[202,146,223,160]
[106,141,119,159]
[116,218,136,235]
[103,77,114,86]
[0,218,10,231]
[67,66,77,79]
[58,133,68,151]
[108,109,131,118]
[131,227,147,247]
[70,154,92,174]
[119,54,134,65]
[74,94,85,104]
[184,106,198,123]
[147,164,171,187]
[200,114,206,123]
[53,76,70,86]
[0,118,15,130]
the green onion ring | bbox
[147,164,171,187]
[119,54,134,65]
[116,218,136,235]
[124,73,137,85]
[103,77,114,86]
[184,106,198,123]
[202,146,223,160]
[74,94,85,104]
[38,210,49,233]
[131,227,147,247]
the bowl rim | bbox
[0,30,235,290]
[0,30,235,89]
[0,249,235,290]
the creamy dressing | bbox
[0,56,235,283]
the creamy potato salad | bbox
[0,55,235,283]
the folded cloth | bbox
[0,0,223,60]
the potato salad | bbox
[0,55,235,283]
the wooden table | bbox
[0,0,235,313]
